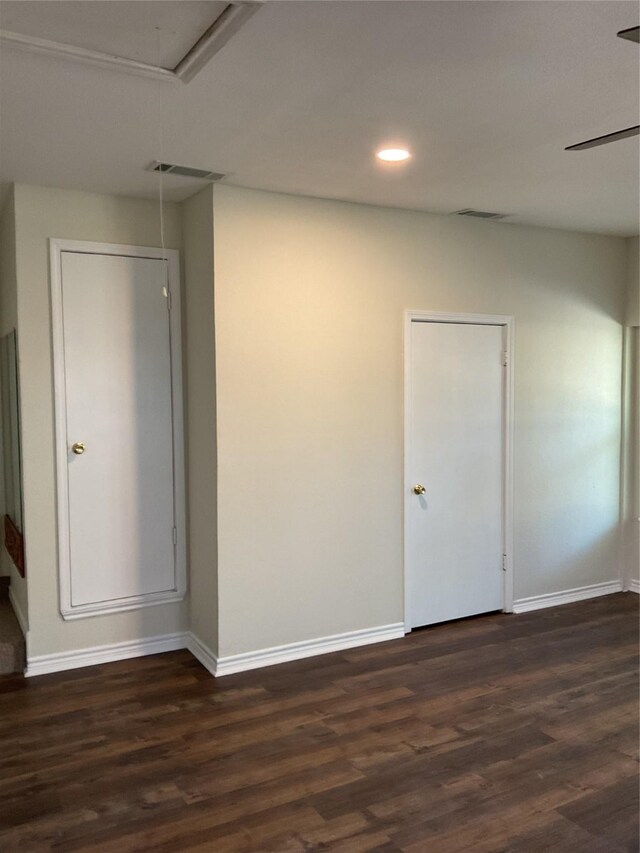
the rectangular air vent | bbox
[147,161,226,181]
[453,209,509,220]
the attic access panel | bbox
[0,1,260,83]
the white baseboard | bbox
[186,631,218,675]
[513,580,623,614]
[209,623,405,677]
[24,622,403,680]
[629,579,640,594]
[8,586,28,639]
[25,631,188,677]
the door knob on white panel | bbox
[413,484,426,495]
[72,442,86,455]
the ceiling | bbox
[0,1,638,236]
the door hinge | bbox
[502,554,507,572]
[502,351,508,367]
[163,286,172,310]
[172,526,178,545]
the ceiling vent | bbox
[146,161,226,181]
[453,209,510,220]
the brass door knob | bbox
[72,442,86,455]
[413,484,426,495]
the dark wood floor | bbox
[0,594,637,852]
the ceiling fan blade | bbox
[617,26,640,44]
[565,125,640,151]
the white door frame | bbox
[403,310,515,632]
[50,239,187,619]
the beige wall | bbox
[622,237,639,585]
[13,184,188,658]
[183,186,218,654]
[0,187,28,625]
[7,180,634,665]
[626,237,639,327]
[624,327,639,586]
[213,185,627,657]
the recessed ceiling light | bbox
[376,147,411,162]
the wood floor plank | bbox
[502,813,628,852]
[0,593,636,852]
[558,774,640,851]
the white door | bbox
[60,251,177,609]
[406,319,505,629]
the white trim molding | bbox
[25,632,187,678]
[186,632,218,676]
[0,30,177,83]
[403,310,515,631]
[25,623,405,679]
[49,239,187,620]
[513,580,624,613]
[187,623,405,678]
[629,579,640,594]
[0,3,260,85]
[216,623,405,676]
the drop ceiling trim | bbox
[174,2,261,83]
[0,29,178,82]
[0,2,261,84]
